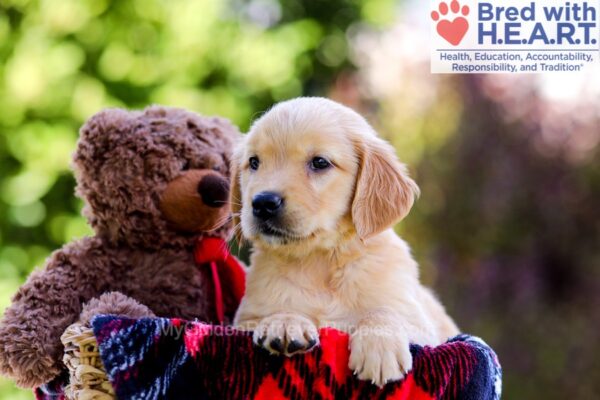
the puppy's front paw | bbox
[253,313,319,356]
[349,328,412,387]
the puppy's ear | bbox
[229,149,244,245]
[351,138,420,240]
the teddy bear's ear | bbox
[73,108,134,170]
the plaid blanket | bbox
[63,315,500,400]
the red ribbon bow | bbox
[194,237,246,324]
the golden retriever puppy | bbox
[232,97,459,386]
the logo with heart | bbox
[431,0,470,46]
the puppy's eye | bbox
[182,160,190,171]
[310,156,331,171]
[249,156,260,171]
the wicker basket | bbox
[60,322,115,400]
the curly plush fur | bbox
[0,106,241,388]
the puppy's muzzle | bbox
[252,192,284,221]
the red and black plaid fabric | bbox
[39,316,501,400]
[36,316,501,399]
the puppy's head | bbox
[231,97,419,249]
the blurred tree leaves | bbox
[0,0,393,396]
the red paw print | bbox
[431,0,470,46]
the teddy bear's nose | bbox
[197,174,229,208]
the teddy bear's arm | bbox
[0,245,104,388]
[79,291,156,326]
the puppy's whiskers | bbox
[230,220,244,241]
[212,199,242,207]
[229,193,243,206]
[206,214,234,232]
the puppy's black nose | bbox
[252,192,283,220]
[198,174,229,208]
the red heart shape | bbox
[436,17,468,46]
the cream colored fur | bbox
[232,97,459,387]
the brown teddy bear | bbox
[0,106,244,388]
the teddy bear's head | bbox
[73,106,240,249]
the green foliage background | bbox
[0,0,599,399]
[0,0,394,397]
